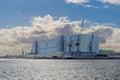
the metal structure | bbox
[29,19,99,58]
[80,19,84,34]
[30,34,99,58]
[22,48,24,56]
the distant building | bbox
[27,34,99,58]
[99,50,120,58]
[99,50,115,54]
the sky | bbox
[0,0,120,56]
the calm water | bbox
[0,59,120,80]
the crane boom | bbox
[80,19,84,34]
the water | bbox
[0,59,120,80]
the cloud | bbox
[0,14,120,56]
[83,4,99,8]
[98,0,120,5]
[0,15,82,55]
[84,25,120,51]
[65,0,120,8]
[65,0,98,8]
[103,5,110,8]
[65,0,89,4]
[88,25,113,44]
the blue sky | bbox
[0,0,120,28]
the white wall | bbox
[32,37,61,54]
[32,34,99,54]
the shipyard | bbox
[1,19,120,59]
[26,33,99,59]
[25,19,99,59]
[0,1,120,80]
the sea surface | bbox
[0,59,120,80]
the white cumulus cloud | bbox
[98,0,120,5]
[0,14,120,56]
[65,0,120,8]
[65,0,89,4]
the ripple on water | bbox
[0,59,120,80]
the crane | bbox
[80,19,84,34]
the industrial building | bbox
[27,33,99,58]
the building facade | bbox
[30,34,99,58]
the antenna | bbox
[80,19,84,34]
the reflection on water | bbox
[0,59,120,80]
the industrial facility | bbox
[27,33,99,58]
[26,19,99,59]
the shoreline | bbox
[0,57,120,60]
